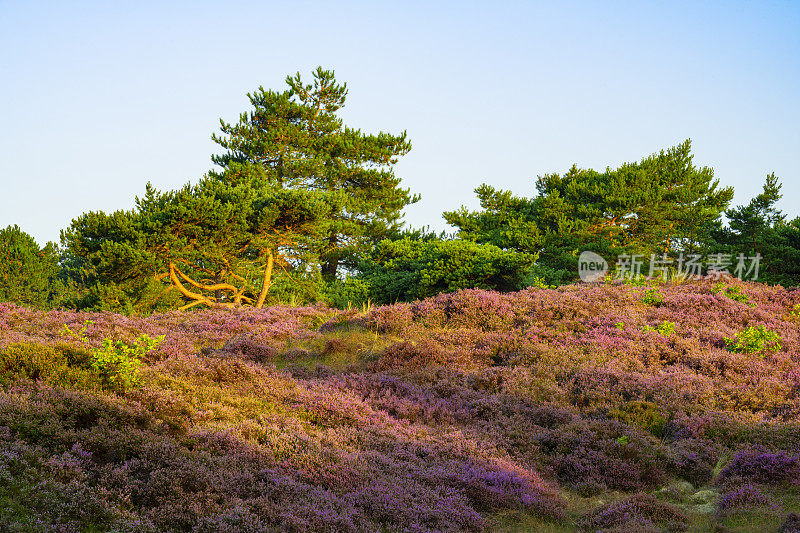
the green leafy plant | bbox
[712,284,755,307]
[60,321,162,392]
[725,325,782,355]
[643,321,676,336]
[59,320,93,343]
[641,288,664,306]
[623,274,650,287]
[789,303,800,320]
[90,335,162,392]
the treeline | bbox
[1,68,797,313]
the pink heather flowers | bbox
[1,279,800,530]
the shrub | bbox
[780,513,800,532]
[609,401,667,437]
[641,288,664,306]
[358,237,536,303]
[725,325,783,355]
[89,335,162,392]
[579,493,689,531]
[717,448,800,485]
[717,483,779,516]
[324,277,372,309]
[712,283,755,307]
[0,343,98,389]
[642,320,676,336]
[60,320,163,392]
[670,438,723,486]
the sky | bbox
[1,1,798,245]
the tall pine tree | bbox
[210,67,418,281]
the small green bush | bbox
[619,274,651,287]
[60,320,163,392]
[90,335,162,392]
[610,400,667,437]
[325,277,372,309]
[712,284,756,307]
[641,288,664,306]
[725,325,782,355]
[642,321,676,336]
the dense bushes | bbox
[357,238,536,304]
[1,281,800,530]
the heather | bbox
[1,279,800,531]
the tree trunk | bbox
[321,232,339,282]
[255,250,274,308]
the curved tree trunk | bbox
[255,250,274,308]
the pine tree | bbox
[210,67,418,281]
[62,177,330,311]
[726,172,784,256]
[445,140,734,279]
[0,225,64,308]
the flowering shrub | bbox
[578,493,689,531]
[0,280,800,530]
[717,483,779,516]
[717,448,800,486]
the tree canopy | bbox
[445,140,735,279]
[62,176,330,311]
[210,67,418,281]
[0,225,65,308]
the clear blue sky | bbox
[1,1,798,245]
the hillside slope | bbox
[0,280,799,531]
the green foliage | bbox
[610,401,667,437]
[643,320,676,336]
[59,320,93,343]
[641,288,664,306]
[211,67,418,281]
[89,335,161,392]
[726,173,784,248]
[445,140,734,277]
[60,320,162,391]
[712,284,755,307]
[324,277,372,309]
[623,274,651,286]
[0,225,70,308]
[62,176,331,312]
[725,325,782,355]
[522,263,572,288]
[442,184,543,254]
[711,174,800,286]
[358,237,536,304]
